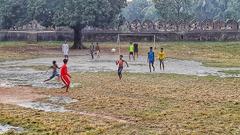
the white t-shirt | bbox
[62,43,69,56]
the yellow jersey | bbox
[158,51,166,60]
[129,44,134,52]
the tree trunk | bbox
[72,28,84,49]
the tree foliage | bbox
[122,0,160,22]
[0,0,29,29]
[0,0,126,49]
[122,0,240,22]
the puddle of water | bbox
[17,96,78,113]
[1,55,240,89]
[17,102,69,113]
[48,96,78,104]
[0,82,13,88]
[0,124,24,134]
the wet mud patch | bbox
[0,124,24,134]
[0,87,46,104]
[1,55,240,89]
[17,102,69,113]
[48,96,78,104]
[16,95,79,113]
[16,96,130,123]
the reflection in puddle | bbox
[0,124,24,134]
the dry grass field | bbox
[0,41,240,134]
[1,73,240,134]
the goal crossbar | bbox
[116,33,156,54]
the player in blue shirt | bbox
[148,47,155,72]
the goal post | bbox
[116,33,156,55]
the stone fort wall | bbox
[1,31,240,42]
[3,19,240,42]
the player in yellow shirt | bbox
[158,48,166,71]
[128,42,134,61]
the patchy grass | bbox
[1,41,240,67]
[220,70,240,75]
[102,41,240,67]
[29,72,240,134]
[0,104,125,135]
[160,41,240,68]
[0,41,66,62]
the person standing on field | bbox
[128,42,134,61]
[158,48,166,71]
[148,47,155,72]
[62,41,69,59]
[90,43,95,59]
[116,55,129,80]
[134,42,139,60]
[95,42,100,58]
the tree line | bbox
[0,0,126,49]
[122,0,240,22]
[1,0,240,49]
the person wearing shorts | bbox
[148,47,155,72]
[61,59,71,92]
[90,43,95,60]
[44,61,60,82]
[158,48,166,71]
[128,42,134,61]
[134,43,139,60]
[95,42,100,58]
[116,55,129,80]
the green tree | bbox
[0,0,29,29]
[0,0,126,49]
[26,0,57,27]
[153,0,193,22]
[122,0,149,21]
[143,3,160,21]
[45,0,126,49]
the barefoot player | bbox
[116,55,129,80]
[44,61,60,82]
[158,48,166,71]
[148,47,155,72]
[62,41,69,59]
[61,59,71,92]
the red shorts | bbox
[61,75,71,87]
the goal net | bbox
[116,33,156,54]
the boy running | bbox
[158,48,166,71]
[128,42,134,61]
[148,47,155,72]
[61,59,71,92]
[116,55,129,80]
[44,61,60,82]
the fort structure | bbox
[2,19,240,42]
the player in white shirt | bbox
[62,41,69,59]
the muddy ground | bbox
[1,53,240,89]
[1,42,240,134]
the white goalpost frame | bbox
[117,33,156,55]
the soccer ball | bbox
[111,48,116,53]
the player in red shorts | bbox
[61,59,71,92]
